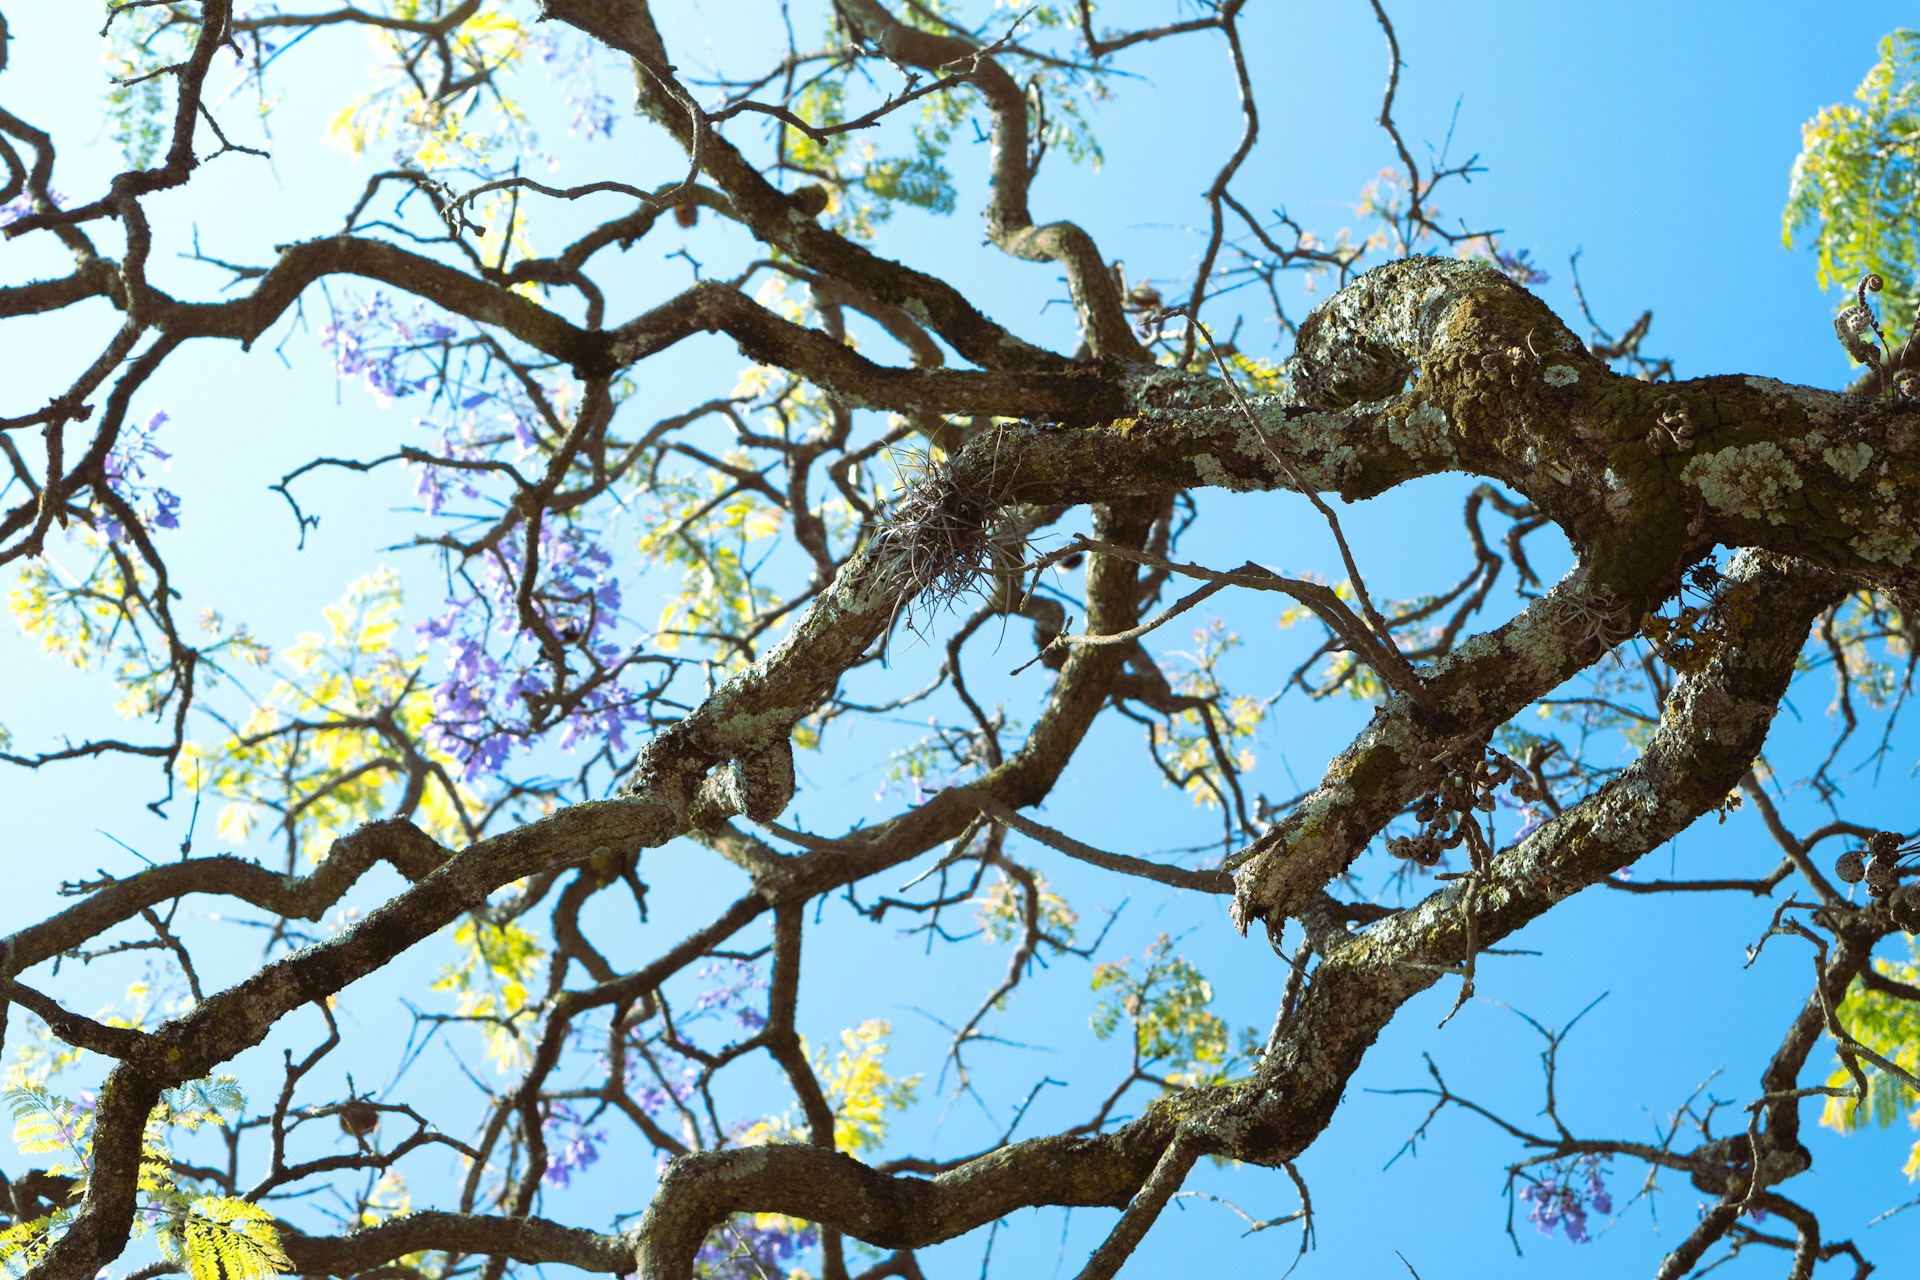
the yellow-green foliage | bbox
[432,915,548,1070]
[976,871,1078,947]
[10,537,269,726]
[6,1082,90,1176]
[1090,935,1255,1088]
[159,1196,292,1280]
[99,0,182,168]
[327,2,533,171]
[639,470,785,666]
[1822,944,1920,1180]
[1785,29,1920,343]
[737,1020,919,1155]
[2,1079,290,1280]
[766,2,1105,240]
[177,570,477,862]
[1152,620,1265,807]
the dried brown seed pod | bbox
[788,185,830,218]
[338,1102,381,1138]
[1868,830,1903,859]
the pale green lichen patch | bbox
[717,704,807,740]
[1191,452,1242,491]
[1821,441,1874,481]
[1542,365,1579,387]
[1386,400,1454,458]
[1679,441,1804,525]
[1840,504,1920,566]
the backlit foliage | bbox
[1090,936,1255,1089]
[176,570,477,862]
[5,4,1920,1278]
[735,1020,919,1155]
[433,916,548,1069]
[1823,951,1920,1179]
[1786,28,1920,340]
[2,1080,289,1280]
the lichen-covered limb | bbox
[0,236,1112,422]
[1206,550,1846,1164]
[19,491,1158,1279]
[1277,256,1920,597]
[1225,564,1627,930]
[0,819,447,978]
[626,1121,1179,1277]
[25,794,688,1280]
[600,553,1843,1278]
[276,1211,637,1277]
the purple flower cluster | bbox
[99,410,181,540]
[319,294,653,781]
[410,409,501,518]
[0,185,65,230]
[540,1100,608,1188]
[418,515,645,780]
[321,292,457,405]
[690,959,769,1032]
[629,1064,697,1119]
[1493,248,1551,286]
[534,33,618,142]
[693,1216,819,1278]
[1519,1155,1612,1243]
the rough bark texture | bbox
[4,5,1916,1280]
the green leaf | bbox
[5,1083,90,1173]
[1784,29,1920,345]
[160,1197,292,1280]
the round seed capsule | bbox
[1865,857,1897,898]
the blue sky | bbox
[4,3,1920,1278]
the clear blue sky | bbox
[3,4,1919,1278]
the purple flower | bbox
[415,511,647,779]
[540,1102,608,1188]
[0,186,67,228]
[321,293,458,404]
[695,1216,818,1278]
[98,409,182,537]
[1518,1155,1612,1244]
[1494,249,1550,286]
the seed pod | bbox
[1835,848,1866,884]
[788,185,830,218]
[1834,306,1881,366]
[1865,856,1897,898]
[672,201,697,228]
[338,1102,381,1138]
[1868,830,1902,859]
